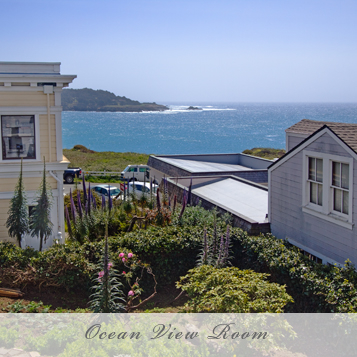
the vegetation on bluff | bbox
[62,88,168,112]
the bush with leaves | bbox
[230,229,357,312]
[177,265,293,313]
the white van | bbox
[121,165,150,182]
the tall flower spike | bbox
[101,195,106,210]
[77,189,83,218]
[70,189,76,224]
[187,178,192,206]
[87,182,91,215]
[225,226,230,262]
[108,186,112,211]
[173,194,177,213]
[156,187,161,211]
[82,173,87,203]
[65,205,72,237]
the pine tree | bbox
[30,158,53,251]
[6,159,29,248]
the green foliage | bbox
[242,147,286,160]
[177,265,293,313]
[62,88,168,112]
[113,225,205,287]
[0,241,38,268]
[4,300,51,313]
[0,326,18,348]
[6,159,29,248]
[63,147,150,171]
[231,229,357,312]
[30,159,53,251]
[89,237,125,313]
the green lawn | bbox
[63,145,150,172]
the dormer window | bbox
[1,115,36,160]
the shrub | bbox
[112,225,205,286]
[230,229,357,312]
[177,265,293,313]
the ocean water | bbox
[62,103,357,155]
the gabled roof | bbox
[286,119,357,152]
[269,125,357,171]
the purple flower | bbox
[65,206,72,236]
[128,253,133,258]
[128,290,134,296]
[119,252,125,258]
[82,174,87,202]
[77,189,83,218]
[70,189,76,224]
[101,195,106,210]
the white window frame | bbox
[302,150,353,229]
[0,113,41,163]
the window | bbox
[128,167,137,173]
[308,157,323,206]
[1,115,36,160]
[303,151,353,229]
[331,161,349,214]
[139,168,146,172]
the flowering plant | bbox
[117,251,157,312]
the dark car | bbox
[63,168,82,184]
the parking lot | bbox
[63,182,121,195]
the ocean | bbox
[62,103,357,155]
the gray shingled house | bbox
[268,119,357,265]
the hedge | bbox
[230,229,357,312]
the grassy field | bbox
[242,147,285,160]
[63,145,150,172]
[63,145,285,173]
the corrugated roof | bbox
[286,119,357,153]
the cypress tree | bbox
[30,158,53,251]
[6,159,29,248]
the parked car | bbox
[91,185,122,199]
[121,165,150,182]
[63,168,82,184]
[126,182,158,198]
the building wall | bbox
[0,91,55,107]
[39,114,57,162]
[270,132,357,265]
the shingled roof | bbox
[286,119,357,153]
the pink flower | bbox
[122,258,126,262]
[119,253,125,258]
[98,271,104,282]
[107,262,113,269]
[128,253,133,258]
[128,290,134,296]
[122,271,126,275]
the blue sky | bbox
[2,0,357,103]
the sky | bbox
[1,0,357,103]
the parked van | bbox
[121,165,150,182]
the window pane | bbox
[318,184,323,206]
[334,188,342,212]
[2,115,35,160]
[316,159,323,182]
[343,191,349,214]
[332,162,341,187]
[309,157,315,180]
[341,163,349,189]
[310,182,317,204]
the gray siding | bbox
[287,134,307,151]
[270,133,357,265]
